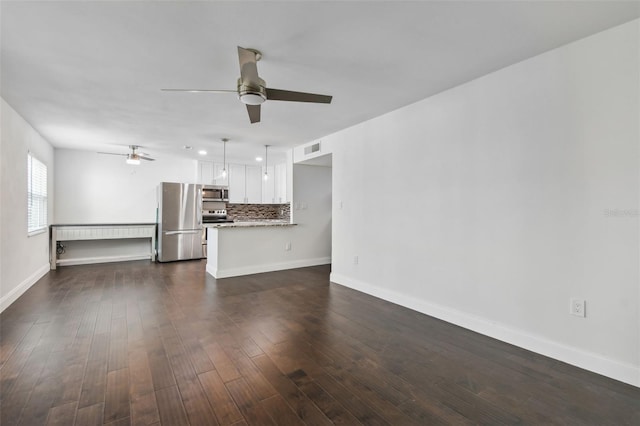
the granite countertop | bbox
[204,220,295,228]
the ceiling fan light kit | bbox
[98,145,155,165]
[162,46,332,124]
[238,78,267,105]
[126,155,141,165]
[239,92,266,106]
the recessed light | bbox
[198,150,207,156]
[255,156,263,162]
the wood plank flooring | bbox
[1,260,638,425]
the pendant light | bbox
[221,138,228,178]
[263,145,269,181]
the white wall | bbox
[291,163,332,261]
[293,138,334,165]
[325,21,639,386]
[55,148,197,223]
[1,98,54,312]
[54,149,197,264]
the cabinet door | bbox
[213,163,229,186]
[228,164,246,203]
[274,163,288,203]
[245,165,262,204]
[198,161,214,185]
[262,165,275,203]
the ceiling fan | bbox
[98,145,155,165]
[162,46,333,124]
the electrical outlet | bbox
[353,256,358,265]
[570,298,586,317]
[285,242,291,251]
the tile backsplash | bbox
[226,203,290,221]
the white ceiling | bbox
[2,1,638,164]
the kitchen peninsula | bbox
[205,221,300,278]
[204,164,332,279]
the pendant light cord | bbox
[221,138,228,177]
[264,145,269,180]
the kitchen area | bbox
[156,181,293,264]
[49,150,331,279]
[154,157,331,279]
[48,178,294,273]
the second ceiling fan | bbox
[162,46,332,124]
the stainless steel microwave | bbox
[202,185,229,201]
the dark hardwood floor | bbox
[1,260,638,425]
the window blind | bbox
[27,153,48,234]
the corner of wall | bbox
[0,263,49,313]
[330,272,640,388]
[325,22,640,389]
[1,98,55,311]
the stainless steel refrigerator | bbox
[157,182,203,262]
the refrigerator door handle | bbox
[164,230,202,236]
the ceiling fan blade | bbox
[238,46,260,86]
[161,89,237,93]
[246,104,261,123]
[97,152,127,157]
[138,155,155,161]
[265,88,332,104]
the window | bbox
[27,152,48,234]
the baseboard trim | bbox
[329,272,639,388]
[0,263,49,313]
[57,254,152,267]
[209,257,331,279]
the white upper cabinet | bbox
[213,163,229,186]
[198,161,229,186]
[261,164,287,204]
[275,163,288,203]
[199,161,288,204]
[245,165,262,204]
[198,161,214,185]
[228,164,246,203]
[262,166,275,204]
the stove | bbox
[202,209,234,224]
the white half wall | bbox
[206,226,330,278]
[1,98,54,312]
[325,21,639,386]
